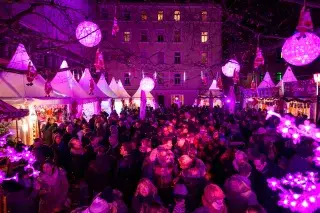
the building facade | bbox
[96,1,222,106]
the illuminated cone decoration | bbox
[44,80,53,97]
[112,17,119,37]
[251,76,256,89]
[89,78,95,95]
[94,48,105,72]
[217,72,223,89]
[254,47,264,69]
[26,61,37,86]
[296,6,313,34]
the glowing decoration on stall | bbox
[183,72,186,82]
[94,48,105,72]
[89,78,95,95]
[112,17,119,37]
[296,6,314,34]
[26,61,37,86]
[282,32,320,66]
[222,59,240,77]
[44,80,53,97]
[140,77,155,92]
[253,47,265,69]
[153,71,157,80]
[76,21,102,47]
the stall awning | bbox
[0,100,29,122]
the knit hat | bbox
[203,184,225,204]
[173,184,188,197]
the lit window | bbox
[174,73,181,85]
[174,52,181,64]
[157,32,164,42]
[124,73,131,85]
[141,11,148,21]
[158,52,164,64]
[201,31,208,43]
[201,52,208,64]
[174,31,181,42]
[141,30,148,42]
[158,10,164,21]
[174,10,180,21]
[124,32,131,42]
[276,72,282,81]
[123,10,131,21]
[201,11,207,21]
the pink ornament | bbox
[140,77,155,92]
[282,32,320,66]
[76,21,102,47]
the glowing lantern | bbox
[282,32,320,66]
[222,59,240,77]
[140,77,155,92]
[76,21,102,47]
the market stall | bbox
[197,79,224,107]
[132,87,154,108]
[97,74,117,114]
[109,78,131,114]
[51,60,99,120]
[257,72,280,110]
[276,66,297,96]
[79,68,110,119]
[283,79,316,119]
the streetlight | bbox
[313,73,320,123]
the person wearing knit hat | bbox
[193,184,227,213]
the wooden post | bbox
[15,120,19,139]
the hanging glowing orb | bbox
[282,32,320,66]
[222,59,240,77]
[140,77,155,92]
[76,21,102,47]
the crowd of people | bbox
[1,105,317,213]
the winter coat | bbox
[6,188,38,213]
[131,195,161,213]
[193,205,227,213]
[224,174,258,213]
[37,168,69,213]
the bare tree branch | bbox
[281,0,320,8]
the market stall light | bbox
[76,21,102,47]
[282,32,320,66]
[22,122,28,132]
[313,73,320,96]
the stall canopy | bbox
[7,43,35,71]
[132,87,153,99]
[0,99,29,122]
[97,74,117,98]
[209,79,219,90]
[117,80,131,98]
[276,66,298,87]
[51,60,96,103]
[258,72,275,88]
[79,68,108,99]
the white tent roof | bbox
[7,43,36,71]
[109,77,120,96]
[97,74,117,98]
[117,80,131,98]
[276,66,297,87]
[51,60,96,102]
[258,72,275,88]
[209,79,219,90]
[0,71,67,99]
[79,68,108,99]
[132,87,153,99]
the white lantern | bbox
[222,59,240,77]
[76,21,102,47]
[140,77,155,92]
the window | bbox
[201,52,208,64]
[174,10,180,21]
[174,31,181,42]
[123,10,131,21]
[201,11,208,21]
[276,72,282,81]
[124,73,131,85]
[124,32,131,42]
[157,73,164,84]
[101,8,108,20]
[201,32,208,43]
[158,52,164,64]
[157,32,164,42]
[102,30,108,41]
[174,52,181,64]
[141,11,148,21]
[158,10,164,21]
[174,73,181,85]
[141,30,148,42]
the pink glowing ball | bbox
[76,21,102,47]
[140,77,155,92]
[222,59,240,77]
[282,32,320,66]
